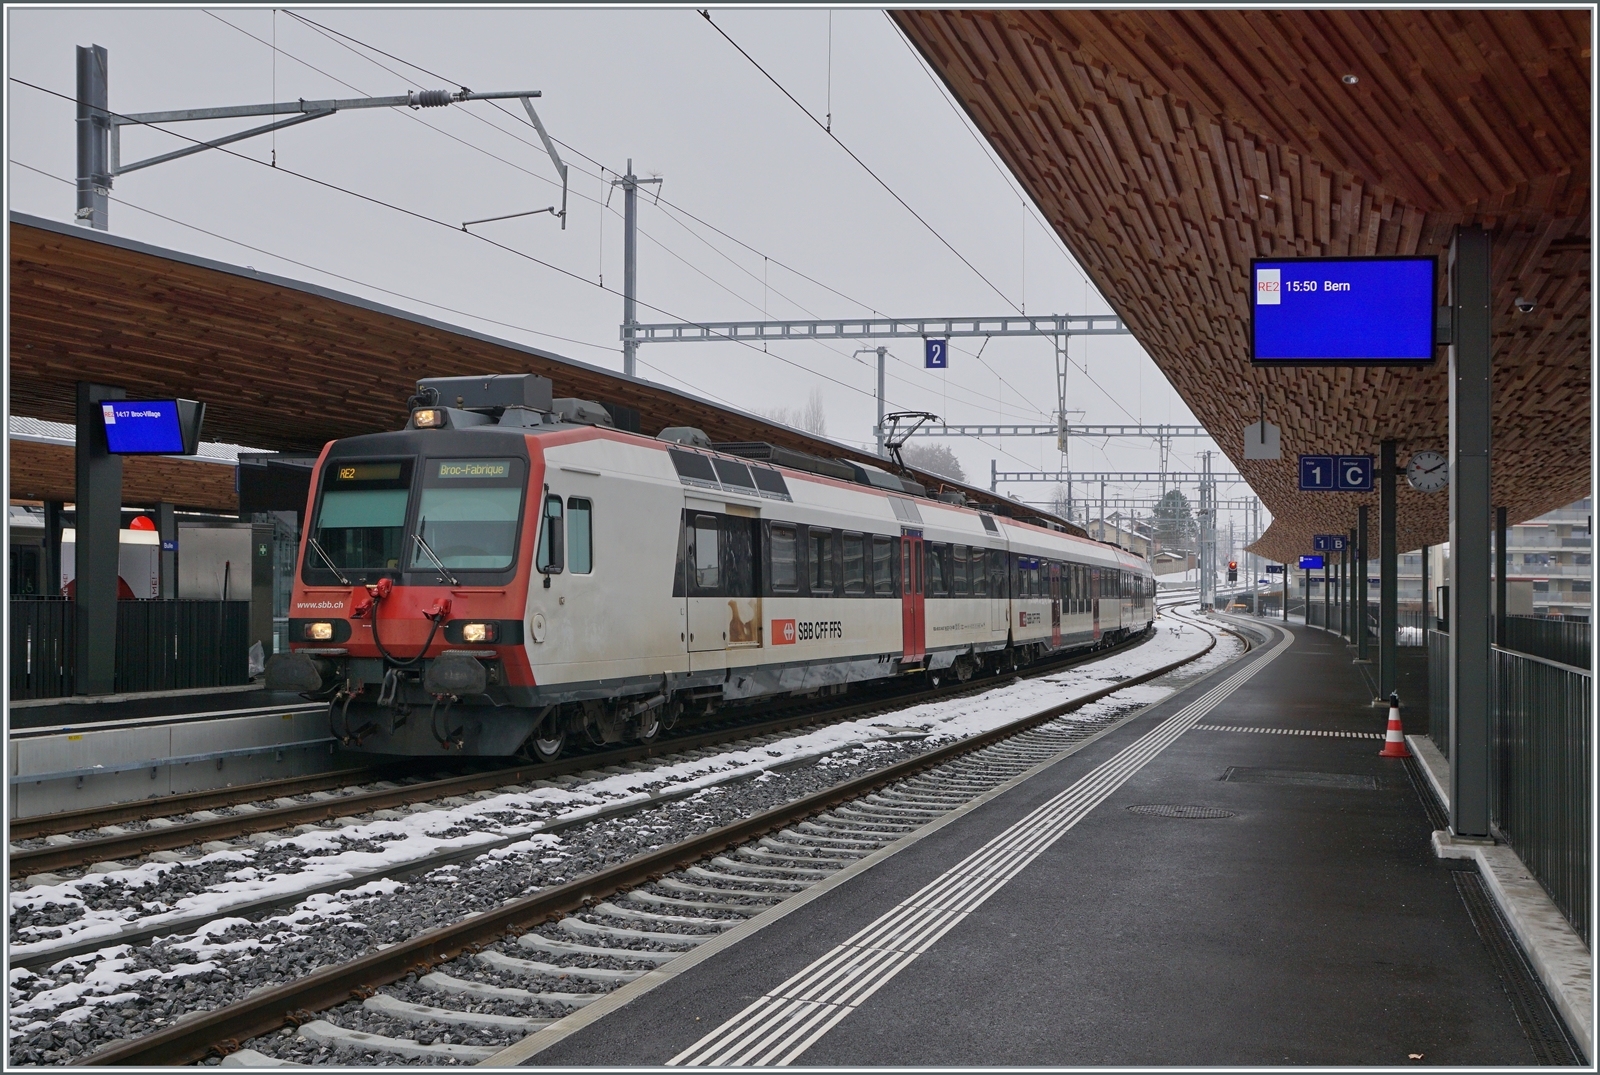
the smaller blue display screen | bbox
[101,400,185,454]
[1299,555,1325,570]
[1252,257,1436,364]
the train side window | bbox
[769,524,799,592]
[952,545,969,595]
[927,544,949,596]
[872,537,894,596]
[971,548,988,596]
[691,513,720,593]
[723,517,757,598]
[809,528,835,595]
[535,494,564,574]
[566,498,592,574]
[842,533,866,595]
[992,549,1008,599]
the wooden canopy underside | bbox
[8,217,1055,528]
[893,9,1591,561]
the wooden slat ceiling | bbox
[893,9,1591,561]
[8,215,1062,530]
[8,440,238,514]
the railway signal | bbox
[1227,560,1237,583]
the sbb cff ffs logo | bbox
[772,619,797,645]
[1227,561,1238,584]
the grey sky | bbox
[7,6,1262,545]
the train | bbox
[265,374,1156,758]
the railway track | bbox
[37,604,1233,1067]
[10,629,1158,882]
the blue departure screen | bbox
[1251,257,1436,364]
[101,400,185,454]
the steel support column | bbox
[1448,225,1492,838]
[75,44,110,231]
[1421,544,1431,628]
[1379,440,1398,698]
[74,381,124,694]
[157,502,177,600]
[1356,508,1370,662]
[43,501,64,597]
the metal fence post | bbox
[1356,507,1370,662]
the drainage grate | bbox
[1452,869,1581,1065]
[1222,766,1376,791]
[1126,804,1236,819]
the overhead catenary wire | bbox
[15,80,1067,474]
[203,9,1054,426]
[696,9,1023,315]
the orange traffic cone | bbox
[1379,691,1411,758]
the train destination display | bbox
[1251,256,1436,365]
[99,398,206,455]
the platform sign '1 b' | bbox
[924,339,948,369]
[1313,534,1348,552]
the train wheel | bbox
[636,707,662,745]
[529,712,565,761]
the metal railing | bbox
[1503,614,1591,670]
[9,599,252,700]
[10,598,74,700]
[1491,647,1591,945]
[1428,629,1450,758]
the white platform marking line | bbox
[668,624,1293,1067]
[1194,724,1383,739]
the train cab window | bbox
[769,524,799,592]
[809,528,835,595]
[872,537,895,596]
[417,458,528,573]
[842,533,866,595]
[690,514,720,592]
[308,458,415,580]
[971,548,988,596]
[952,546,969,595]
[566,498,592,574]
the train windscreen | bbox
[412,458,528,571]
[309,460,414,577]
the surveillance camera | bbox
[1515,297,1535,313]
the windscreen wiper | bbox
[412,524,459,586]
[306,537,350,585]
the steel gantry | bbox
[629,313,1130,457]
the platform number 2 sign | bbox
[924,339,949,369]
[1299,454,1373,492]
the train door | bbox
[990,549,1009,633]
[900,533,925,662]
[1049,563,1062,648]
[686,511,725,655]
[1091,567,1102,641]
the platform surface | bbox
[530,617,1545,1067]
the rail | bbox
[77,616,1222,1065]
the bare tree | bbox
[761,387,828,436]
[900,443,966,483]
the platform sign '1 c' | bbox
[924,339,948,369]
[1299,455,1373,492]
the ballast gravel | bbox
[10,622,1234,1067]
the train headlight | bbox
[461,622,497,643]
[412,408,447,429]
[306,622,335,641]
